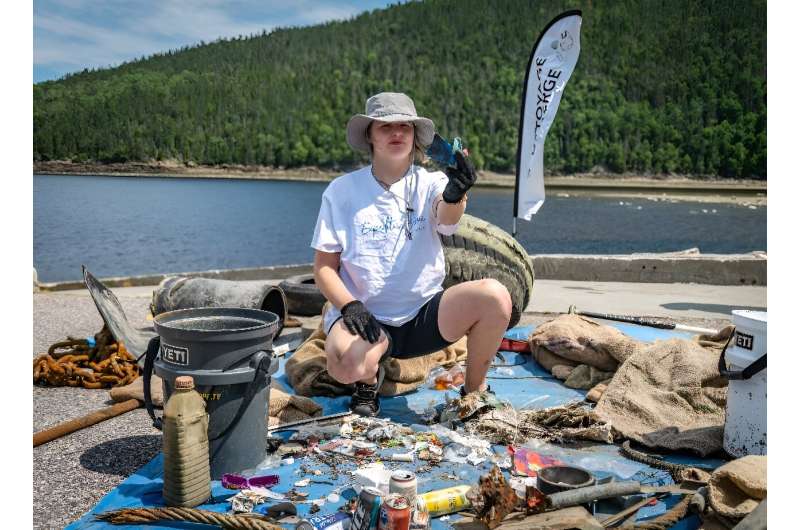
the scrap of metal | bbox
[267,411,355,433]
[33,398,141,447]
[601,493,668,528]
[33,325,139,389]
[467,465,520,529]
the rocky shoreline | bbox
[34,160,767,205]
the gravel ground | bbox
[33,292,161,529]
[32,291,731,529]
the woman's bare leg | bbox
[437,279,513,393]
[325,319,389,385]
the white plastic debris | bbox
[228,489,270,513]
[495,367,515,376]
[249,453,282,470]
[430,425,491,455]
[250,486,286,501]
[327,493,341,503]
[339,422,353,437]
[294,479,311,487]
[353,462,392,494]
[390,451,414,462]
[290,423,342,441]
[466,453,486,466]
[508,476,538,498]
[281,457,294,466]
[366,425,398,441]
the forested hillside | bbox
[33,0,766,178]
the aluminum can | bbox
[418,485,471,517]
[351,486,383,530]
[378,494,410,530]
[389,470,417,505]
[296,512,352,530]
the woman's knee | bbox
[478,279,513,320]
[325,337,387,384]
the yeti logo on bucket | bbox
[161,343,189,365]
[734,331,754,351]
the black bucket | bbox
[143,307,279,479]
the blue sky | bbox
[33,0,402,83]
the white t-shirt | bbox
[311,164,460,333]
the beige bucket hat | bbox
[346,92,435,152]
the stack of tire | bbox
[279,214,534,328]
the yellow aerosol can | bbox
[417,485,471,517]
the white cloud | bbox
[34,0,378,80]
[34,13,165,68]
[134,1,271,43]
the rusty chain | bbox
[33,325,139,389]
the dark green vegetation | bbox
[33,0,766,178]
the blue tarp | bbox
[67,322,723,529]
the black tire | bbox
[281,215,535,325]
[279,274,328,316]
[441,214,535,328]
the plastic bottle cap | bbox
[174,376,195,390]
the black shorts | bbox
[332,291,454,359]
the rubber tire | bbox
[441,214,535,329]
[280,215,535,325]
[278,274,328,316]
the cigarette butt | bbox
[391,452,414,462]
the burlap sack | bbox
[529,314,641,373]
[563,364,615,390]
[707,455,767,520]
[267,382,323,427]
[594,326,733,456]
[285,318,468,397]
[109,373,164,406]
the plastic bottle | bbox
[426,365,465,390]
[162,375,211,507]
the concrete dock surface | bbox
[33,279,766,528]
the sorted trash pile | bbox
[95,392,767,529]
[38,278,765,530]
[33,325,139,388]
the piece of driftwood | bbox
[452,507,603,530]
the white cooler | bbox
[721,310,767,457]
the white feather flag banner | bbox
[514,10,582,227]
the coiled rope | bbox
[96,507,283,530]
[621,441,698,481]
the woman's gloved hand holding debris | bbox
[443,150,477,203]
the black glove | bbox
[442,150,477,204]
[341,300,383,344]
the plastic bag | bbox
[522,439,646,479]
[427,364,465,390]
